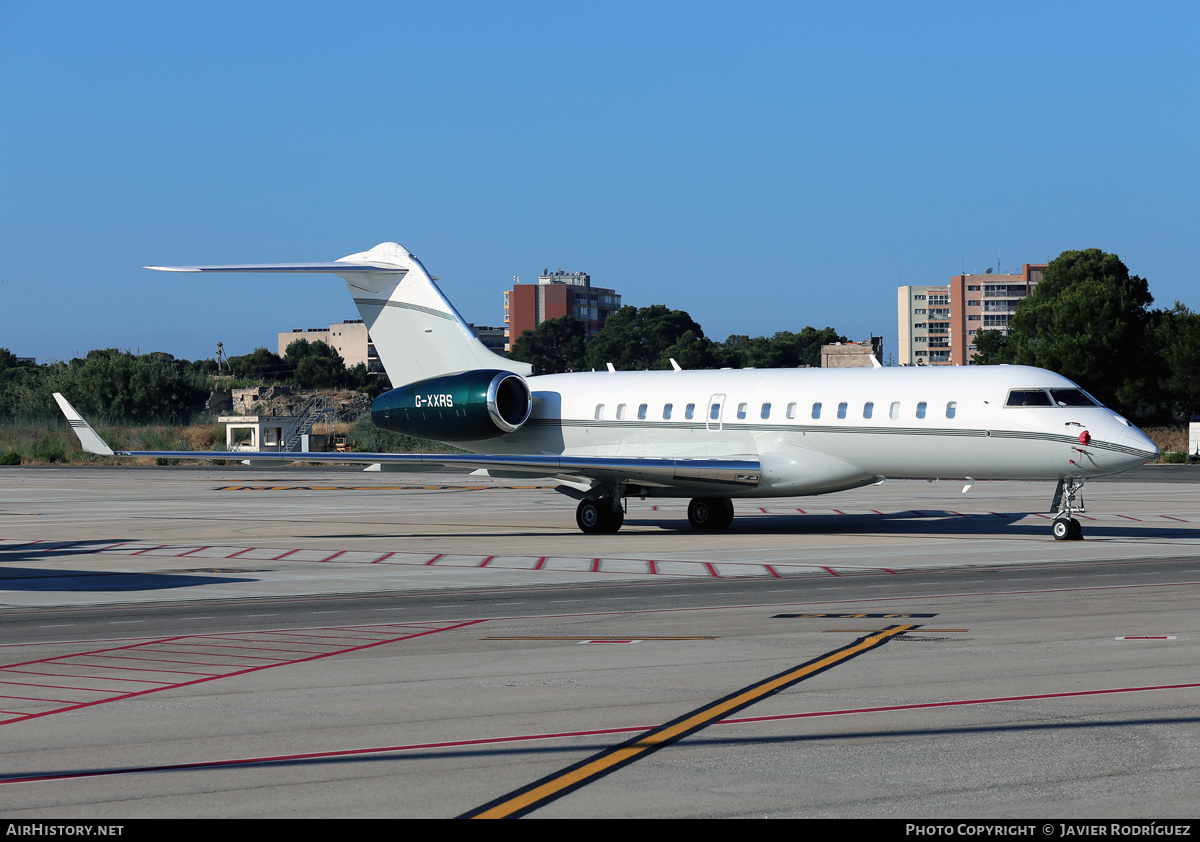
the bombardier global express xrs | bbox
[55,242,1159,540]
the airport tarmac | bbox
[2,465,1199,818]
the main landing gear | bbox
[1050,477,1085,541]
[576,497,624,534]
[687,497,734,531]
[573,495,736,533]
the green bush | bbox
[31,439,66,463]
[0,451,20,465]
[1162,451,1188,464]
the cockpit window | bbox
[1049,389,1100,407]
[1005,389,1053,407]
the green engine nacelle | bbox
[371,369,533,442]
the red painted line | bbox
[796,509,806,514]
[703,562,720,578]
[2,669,168,686]
[727,681,1200,725]
[372,552,396,564]
[833,509,845,515]
[55,661,214,678]
[764,565,782,579]
[478,556,495,568]
[273,548,299,561]
[0,723,653,785]
[759,507,768,513]
[1161,515,1186,522]
[0,691,79,704]
[534,557,547,570]
[176,546,211,558]
[5,679,1200,786]
[647,560,657,575]
[0,680,114,693]
[176,647,338,662]
[0,620,486,727]
[821,567,841,577]
[591,559,601,573]
[872,510,884,515]
[224,547,253,559]
[425,554,444,565]
[1115,514,1142,521]
[320,551,346,563]
[136,648,288,663]
[86,654,244,668]
[129,544,166,556]
[0,636,197,672]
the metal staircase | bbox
[283,396,334,452]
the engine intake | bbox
[371,370,532,442]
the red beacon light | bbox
[1079,430,1091,445]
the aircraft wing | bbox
[53,394,760,492]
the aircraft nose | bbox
[1118,425,1159,466]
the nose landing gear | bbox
[1050,477,1085,541]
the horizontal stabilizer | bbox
[144,262,405,274]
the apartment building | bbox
[897,264,1046,365]
[504,270,622,351]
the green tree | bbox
[584,306,706,371]
[1154,302,1200,423]
[285,338,347,389]
[47,349,208,422]
[225,347,293,384]
[998,249,1156,414]
[508,315,587,374]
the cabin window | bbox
[663,403,673,420]
[737,403,747,419]
[594,404,604,421]
[685,403,695,419]
[616,403,626,420]
[863,402,874,419]
[946,401,957,418]
[710,402,721,420]
[1006,389,1052,407]
[786,402,796,419]
[638,404,648,420]
[916,402,927,419]
[837,402,847,419]
[761,403,771,419]
[890,401,900,419]
[812,402,822,419]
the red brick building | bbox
[504,271,622,350]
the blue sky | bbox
[2,1,1197,364]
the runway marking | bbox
[773,613,938,618]
[213,485,554,491]
[0,620,482,726]
[460,624,917,819]
[482,637,717,641]
[5,679,1198,789]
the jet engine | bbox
[371,369,532,442]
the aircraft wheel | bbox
[709,498,734,530]
[577,499,604,533]
[1069,517,1083,540]
[688,498,725,530]
[577,498,623,534]
[1052,516,1072,541]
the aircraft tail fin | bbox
[146,242,531,387]
[52,393,115,457]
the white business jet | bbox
[54,242,1158,540]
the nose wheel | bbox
[1050,478,1086,540]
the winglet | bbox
[52,393,115,457]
